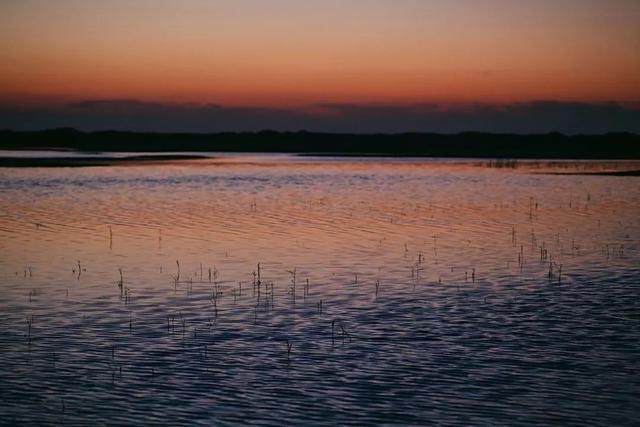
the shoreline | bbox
[1,129,639,160]
[0,154,209,168]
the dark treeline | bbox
[1,128,639,159]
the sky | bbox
[1,0,639,133]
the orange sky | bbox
[1,0,639,107]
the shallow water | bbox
[1,156,639,425]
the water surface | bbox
[1,156,639,425]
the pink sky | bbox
[1,0,639,108]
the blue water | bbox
[0,156,638,425]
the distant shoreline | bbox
[1,128,639,159]
[538,170,640,176]
[0,154,208,168]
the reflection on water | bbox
[0,156,639,425]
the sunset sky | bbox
[1,0,639,132]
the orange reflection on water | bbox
[0,157,638,302]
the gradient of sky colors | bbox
[2,0,639,105]
[0,1,639,132]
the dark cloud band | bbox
[1,100,639,134]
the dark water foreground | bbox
[0,156,638,425]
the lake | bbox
[1,154,639,425]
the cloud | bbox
[313,101,640,134]
[1,100,639,134]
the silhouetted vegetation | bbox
[0,154,207,167]
[1,128,639,159]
